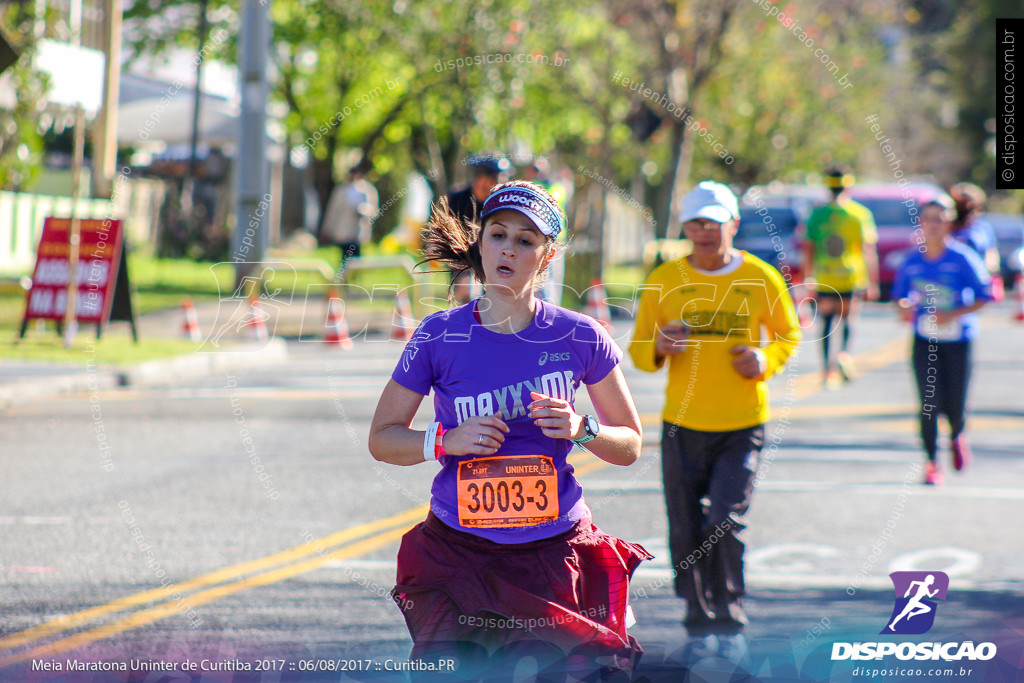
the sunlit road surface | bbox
[2,302,1022,680]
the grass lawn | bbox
[0,244,440,363]
[603,264,645,301]
[1,246,428,328]
[0,333,201,365]
[0,290,215,333]
[0,240,641,364]
[126,249,429,312]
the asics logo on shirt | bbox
[539,351,570,366]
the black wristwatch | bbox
[572,415,600,445]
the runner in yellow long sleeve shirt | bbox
[629,181,801,655]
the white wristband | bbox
[423,422,441,462]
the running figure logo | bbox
[882,571,949,635]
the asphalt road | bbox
[2,301,1023,682]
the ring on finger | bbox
[477,434,483,445]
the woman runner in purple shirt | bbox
[369,181,650,678]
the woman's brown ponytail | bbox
[418,197,486,300]
[419,181,561,302]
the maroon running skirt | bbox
[391,508,652,671]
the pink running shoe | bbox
[952,435,972,471]
[924,462,944,485]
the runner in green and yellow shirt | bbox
[802,167,879,387]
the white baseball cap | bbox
[679,181,739,224]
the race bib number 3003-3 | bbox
[457,455,559,529]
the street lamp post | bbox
[233,0,270,290]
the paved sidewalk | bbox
[0,291,391,403]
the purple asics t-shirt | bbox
[391,297,622,544]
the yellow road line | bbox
[0,335,915,664]
[579,338,914,478]
[854,336,910,373]
[792,336,908,399]
[0,456,623,665]
[638,336,912,425]
[571,457,611,478]
[0,504,427,653]
[0,457,621,667]
[0,526,411,668]
[857,416,1024,433]
[786,402,913,418]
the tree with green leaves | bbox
[0,2,50,191]
[916,0,1024,188]
[698,0,887,188]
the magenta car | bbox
[846,183,946,301]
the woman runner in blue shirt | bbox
[892,196,993,485]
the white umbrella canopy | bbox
[116,95,239,147]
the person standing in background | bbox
[320,166,379,272]
[802,166,879,387]
[447,156,507,228]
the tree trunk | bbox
[311,156,335,235]
[423,122,447,194]
[564,181,607,307]
[654,121,684,239]
[669,123,697,238]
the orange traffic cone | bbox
[324,292,353,349]
[391,289,415,340]
[584,278,612,331]
[1013,273,1024,322]
[242,293,269,342]
[181,297,201,341]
